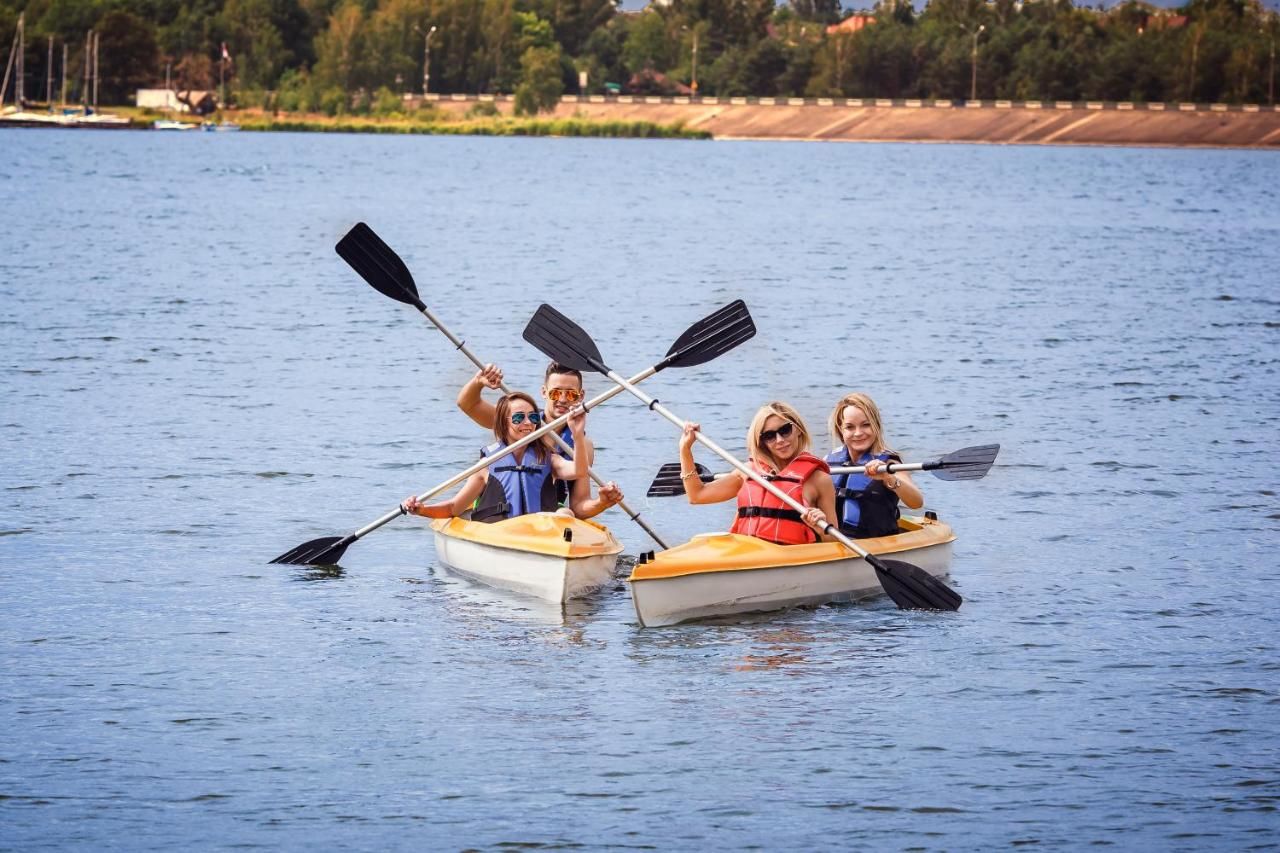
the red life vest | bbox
[730,452,830,545]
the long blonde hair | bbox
[828,392,894,458]
[746,401,812,470]
[494,391,550,462]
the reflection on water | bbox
[422,564,607,630]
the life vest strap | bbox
[737,505,803,522]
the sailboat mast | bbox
[0,14,19,109]
[47,36,52,107]
[61,42,67,106]
[92,31,99,108]
[83,31,91,108]
[16,12,23,107]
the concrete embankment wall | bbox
[426,94,1280,148]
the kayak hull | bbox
[629,516,955,627]
[431,513,624,602]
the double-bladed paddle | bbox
[522,303,962,612]
[270,299,756,566]
[335,222,670,550]
[646,444,1001,498]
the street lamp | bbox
[1268,22,1276,107]
[970,24,985,102]
[682,25,699,96]
[416,25,437,96]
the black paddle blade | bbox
[335,222,424,309]
[647,462,715,497]
[269,535,352,566]
[931,443,1001,481]
[522,304,609,374]
[869,557,962,611]
[663,299,756,369]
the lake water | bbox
[2,129,1278,850]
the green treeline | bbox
[2,0,1277,112]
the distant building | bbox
[137,89,184,111]
[827,14,876,35]
[136,89,217,114]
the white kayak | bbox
[628,515,956,627]
[431,512,624,602]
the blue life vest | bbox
[824,447,902,538]
[472,441,558,522]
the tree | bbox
[312,0,363,91]
[514,43,562,114]
[96,10,159,101]
[622,8,676,74]
[222,0,287,89]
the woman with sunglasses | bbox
[455,361,623,518]
[824,392,923,538]
[404,391,587,521]
[677,402,837,545]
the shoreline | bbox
[5,97,1278,148]
[524,96,1280,149]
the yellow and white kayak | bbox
[431,513,624,602]
[628,515,956,627]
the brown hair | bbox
[544,362,583,387]
[745,401,813,470]
[494,391,550,461]
[828,392,893,458]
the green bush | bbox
[373,86,403,116]
[276,69,315,113]
[414,102,444,122]
[319,86,348,116]
[465,100,501,119]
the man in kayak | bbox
[456,361,624,519]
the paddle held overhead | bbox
[522,303,962,612]
[270,299,757,566]
[334,221,669,549]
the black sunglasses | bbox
[510,411,544,425]
[760,422,795,444]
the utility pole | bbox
[970,24,985,101]
[1270,28,1275,106]
[1188,24,1202,102]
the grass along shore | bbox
[117,104,709,139]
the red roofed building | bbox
[826,14,876,35]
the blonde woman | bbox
[404,391,586,521]
[825,392,923,538]
[677,402,837,545]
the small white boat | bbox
[153,118,196,130]
[431,513,624,602]
[628,515,955,627]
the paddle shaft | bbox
[347,365,658,541]
[598,368,882,563]
[406,301,668,549]
[831,461,927,476]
